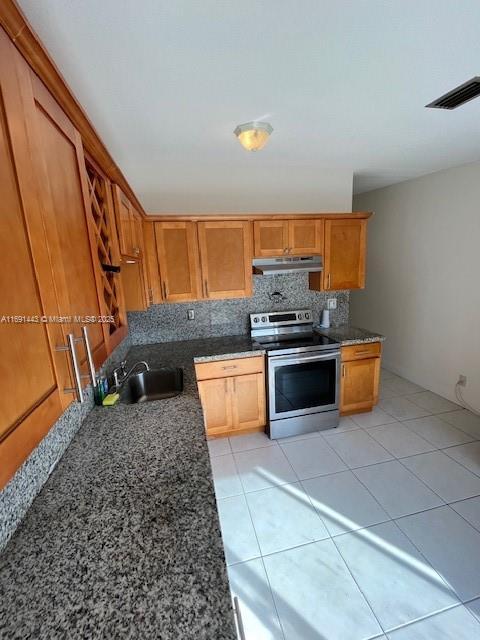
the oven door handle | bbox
[268,350,340,364]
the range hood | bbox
[253,256,323,275]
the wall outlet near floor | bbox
[458,374,467,387]
[187,309,195,320]
[327,298,337,310]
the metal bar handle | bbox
[269,350,341,364]
[81,326,97,388]
[67,333,84,403]
[233,597,246,640]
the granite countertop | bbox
[0,337,253,640]
[316,325,385,346]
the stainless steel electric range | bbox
[250,309,341,439]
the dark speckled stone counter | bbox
[0,337,253,640]
[316,325,385,346]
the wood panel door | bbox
[288,220,323,255]
[323,219,367,290]
[143,221,162,304]
[113,185,135,257]
[121,260,147,311]
[341,357,380,414]
[0,30,63,470]
[230,374,266,430]
[197,378,232,435]
[198,221,253,299]
[253,220,289,256]
[154,222,201,302]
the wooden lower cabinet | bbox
[340,343,381,415]
[195,357,266,438]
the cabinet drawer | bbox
[342,342,382,361]
[195,355,264,381]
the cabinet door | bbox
[198,221,253,299]
[121,260,147,311]
[143,221,162,304]
[341,357,380,414]
[197,378,232,435]
[230,374,266,431]
[131,209,143,259]
[24,72,107,371]
[113,185,134,256]
[253,220,288,256]
[288,220,323,255]
[154,222,201,301]
[0,33,63,481]
[323,219,367,290]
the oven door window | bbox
[273,359,336,414]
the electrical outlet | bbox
[327,298,337,310]
[187,309,195,320]
[458,374,467,387]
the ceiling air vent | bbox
[426,77,480,110]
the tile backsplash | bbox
[128,273,349,344]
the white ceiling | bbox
[18,0,480,212]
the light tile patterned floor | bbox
[209,368,480,639]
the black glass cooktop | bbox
[252,331,340,353]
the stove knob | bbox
[298,313,303,320]
[253,317,259,323]
[261,316,267,322]
[305,312,310,319]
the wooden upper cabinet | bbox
[143,221,162,305]
[154,222,201,302]
[310,218,367,291]
[289,219,324,255]
[113,185,139,258]
[254,220,289,256]
[254,219,323,256]
[198,221,253,299]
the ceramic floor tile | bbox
[217,494,260,565]
[354,460,444,518]
[334,521,458,631]
[396,506,480,602]
[246,482,329,555]
[207,437,232,457]
[263,539,383,640]
[450,496,480,531]
[387,604,480,639]
[402,415,474,449]
[320,415,361,435]
[367,422,436,458]
[276,430,326,445]
[323,429,393,469]
[379,381,401,400]
[444,441,480,476]
[380,367,397,380]
[234,446,297,493]
[302,470,389,536]
[210,453,243,498]
[350,407,398,429]
[280,437,346,480]
[379,397,431,421]
[227,558,284,640]
[402,451,480,503]
[439,410,480,439]
[407,391,460,414]
[385,378,426,396]
[229,432,277,453]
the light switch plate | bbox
[187,309,195,320]
[327,298,337,310]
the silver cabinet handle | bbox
[81,326,97,388]
[233,597,246,640]
[326,273,331,289]
[222,365,237,370]
[56,333,84,403]
[342,363,346,378]
[204,279,209,297]
[162,281,168,299]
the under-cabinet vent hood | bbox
[253,256,323,275]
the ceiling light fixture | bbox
[234,121,273,151]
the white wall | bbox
[351,162,480,406]
[145,168,353,214]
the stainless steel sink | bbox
[120,367,183,404]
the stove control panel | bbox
[250,310,313,329]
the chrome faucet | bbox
[112,360,150,389]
